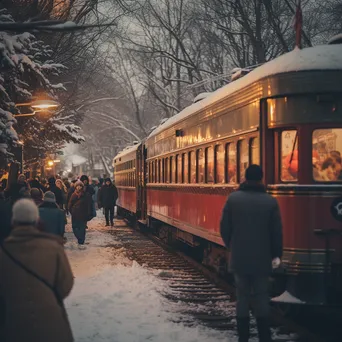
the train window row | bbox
[115,171,136,187]
[115,160,136,172]
[147,136,259,184]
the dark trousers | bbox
[104,207,114,224]
[72,219,87,244]
[234,274,270,318]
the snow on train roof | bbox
[114,143,141,160]
[148,44,342,139]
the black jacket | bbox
[220,182,283,276]
[98,184,118,208]
[48,184,63,207]
[0,198,12,242]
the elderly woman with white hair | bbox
[0,199,74,342]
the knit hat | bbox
[75,180,84,187]
[105,178,111,183]
[12,199,39,225]
[43,191,56,203]
[80,175,89,183]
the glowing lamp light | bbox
[30,100,59,110]
[47,160,54,166]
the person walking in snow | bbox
[39,191,67,238]
[80,175,96,222]
[47,177,64,208]
[98,178,118,227]
[68,181,92,248]
[30,187,44,206]
[0,199,74,342]
[56,178,68,210]
[220,165,283,342]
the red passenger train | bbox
[114,42,342,306]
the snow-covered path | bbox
[63,214,233,342]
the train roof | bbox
[148,44,342,139]
[114,143,141,161]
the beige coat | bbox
[0,226,74,342]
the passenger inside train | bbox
[282,128,342,182]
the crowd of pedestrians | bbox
[0,173,117,248]
[0,164,282,342]
[0,171,119,341]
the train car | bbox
[142,42,342,306]
[113,142,146,222]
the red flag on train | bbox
[294,0,303,48]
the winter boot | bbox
[105,221,109,227]
[256,317,272,342]
[236,317,250,342]
[111,221,114,227]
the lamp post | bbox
[13,99,60,174]
[14,99,60,117]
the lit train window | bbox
[250,137,260,165]
[170,156,173,183]
[158,160,162,183]
[237,140,247,183]
[190,151,196,183]
[151,161,154,183]
[215,145,225,183]
[206,147,214,183]
[177,155,181,183]
[197,149,204,183]
[281,130,298,182]
[226,143,237,183]
[183,153,189,183]
[312,129,342,182]
[165,157,169,183]
[154,160,157,183]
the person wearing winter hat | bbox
[80,174,96,223]
[0,198,74,342]
[68,180,92,249]
[98,178,118,227]
[30,187,44,206]
[38,191,67,238]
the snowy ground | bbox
[64,212,234,342]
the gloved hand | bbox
[272,257,281,269]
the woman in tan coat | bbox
[0,199,74,342]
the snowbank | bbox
[64,217,230,342]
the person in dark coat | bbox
[80,175,95,197]
[0,199,74,342]
[80,175,95,222]
[38,192,67,237]
[47,177,63,208]
[220,165,283,342]
[30,188,44,206]
[29,178,46,193]
[5,174,30,203]
[0,196,12,243]
[68,181,92,248]
[98,178,118,227]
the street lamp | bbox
[14,99,60,117]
